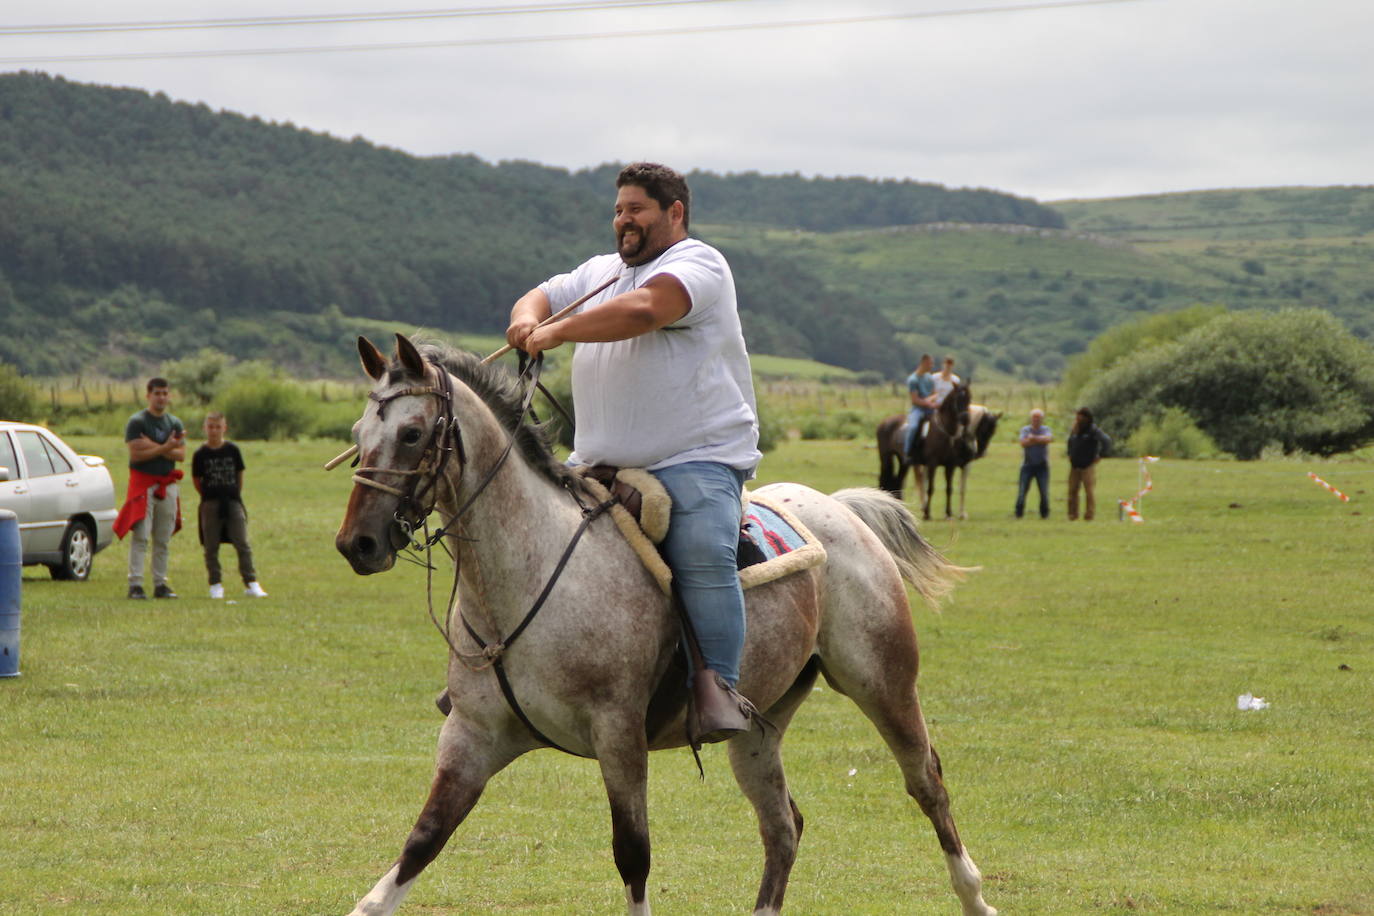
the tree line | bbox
[0,72,1065,378]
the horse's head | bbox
[973,407,1001,458]
[945,383,972,437]
[335,333,458,575]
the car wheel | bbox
[51,520,95,581]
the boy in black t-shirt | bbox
[191,412,267,599]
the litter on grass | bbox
[1237,692,1270,711]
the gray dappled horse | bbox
[333,334,997,916]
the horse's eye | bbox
[402,427,423,446]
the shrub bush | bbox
[1125,408,1220,459]
[796,409,868,441]
[162,348,234,406]
[216,364,314,440]
[310,401,364,441]
[1060,304,1225,411]
[0,361,41,422]
[1079,309,1374,459]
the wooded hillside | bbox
[0,72,1059,378]
[4,72,1368,384]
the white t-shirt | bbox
[538,239,761,472]
[932,372,962,406]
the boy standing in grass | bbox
[192,412,267,599]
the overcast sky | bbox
[5,0,1371,202]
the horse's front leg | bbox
[595,724,653,915]
[346,716,511,916]
[957,464,969,520]
[920,466,934,521]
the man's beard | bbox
[617,222,667,266]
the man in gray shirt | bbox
[1015,408,1053,519]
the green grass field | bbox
[4,433,1372,915]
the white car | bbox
[0,421,117,581]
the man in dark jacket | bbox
[1066,408,1112,520]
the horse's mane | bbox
[404,342,576,489]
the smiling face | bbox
[613,183,685,266]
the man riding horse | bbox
[506,162,758,743]
[904,353,938,462]
[906,355,962,463]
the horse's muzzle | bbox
[335,527,397,575]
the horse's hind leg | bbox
[821,657,995,916]
[729,658,820,915]
[877,701,994,915]
[346,717,512,916]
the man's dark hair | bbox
[616,162,690,229]
[146,377,169,393]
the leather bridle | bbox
[929,387,972,442]
[349,353,613,757]
[352,365,465,546]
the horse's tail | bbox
[876,415,902,495]
[830,486,978,609]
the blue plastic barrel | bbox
[0,508,20,677]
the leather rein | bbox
[350,355,612,757]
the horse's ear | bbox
[395,333,427,378]
[358,336,388,380]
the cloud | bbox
[12,0,1374,200]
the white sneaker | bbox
[244,582,268,598]
[209,583,225,599]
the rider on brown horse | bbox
[904,354,938,463]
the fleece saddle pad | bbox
[577,468,826,595]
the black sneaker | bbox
[153,584,178,599]
[128,584,147,600]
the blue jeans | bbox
[904,407,928,458]
[1016,462,1050,518]
[650,461,748,687]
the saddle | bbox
[574,466,827,595]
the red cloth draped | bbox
[114,468,184,539]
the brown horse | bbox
[333,334,997,916]
[877,393,1000,517]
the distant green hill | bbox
[2,72,1369,384]
[0,72,1061,378]
[1051,188,1374,345]
[709,187,1374,382]
[1052,187,1374,241]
